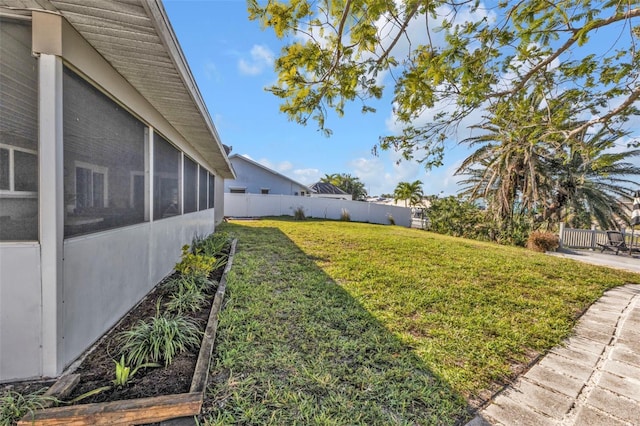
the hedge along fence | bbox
[224,193,412,227]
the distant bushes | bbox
[526,231,559,252]
[425,196,558,248]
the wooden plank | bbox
[42,374,81,407]
[17,392,202,426]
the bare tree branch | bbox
[494,7,640,98]
[566,85,640,139]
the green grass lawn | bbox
[204,218,639,425]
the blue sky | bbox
[163,1,639,197]
[163,0,469,197]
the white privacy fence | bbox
[558,223,640,249]
[224,193,412,227]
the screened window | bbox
[198,166,208,211]
[261,188,270,195]
[230,188,246,194]
[183,156,197,214]
[75,162,107,209]
[0,145,37,193]
[0,19,38,241]
[153,133,181,220]
[0,148,8,190]
[208,174,215,208]
[63,67,146,237]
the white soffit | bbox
[1,0,234,178]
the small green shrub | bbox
[526,231,559,252]
[192,232,231,258]
[117,301,203,367]
[164,274,215,294]
[174,245,218,278]
[340,209,351,221]
[293,206,306,220]
[165,282,207,314]
[0,389,57,425]
[425,196,487,239]
[112,355,159,388]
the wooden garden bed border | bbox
[18,239,238,426]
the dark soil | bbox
[63,264,225,405]
[0,255,227,411]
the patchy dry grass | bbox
[202,218,639,425]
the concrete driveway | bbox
[547,249,640,274]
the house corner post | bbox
[39,53,65,377]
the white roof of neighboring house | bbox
[229,154,312,191]
[0,0,235,179]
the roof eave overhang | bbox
[2,0,235,179]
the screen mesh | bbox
[183,156,197,214]
[198,166,208,211]
[63,67,146,237]
[153,133,181,220]
[208,173,215,208]
[0,19,38,241]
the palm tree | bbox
[457,90,640,230]
[393,180,424,207]
[321,173,368,201]
[456,89,560,226]
[541,129,640,229]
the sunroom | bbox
[0,1,234,382]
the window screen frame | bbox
[0,143,38,197]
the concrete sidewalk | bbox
[468,284,640,426]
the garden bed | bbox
[15,238,236,426]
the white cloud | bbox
[292,168,322,184]
[348,153,426,196]
[255,157,295,174]
[203,61,220,81]
[238,45,275,76]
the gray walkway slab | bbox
[469,284,640,426]
[547,249,640,274]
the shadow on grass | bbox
[204,223,475,425]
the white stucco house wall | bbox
[0,0,234,382]
[224,154,311,196]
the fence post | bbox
[590,225,597,250]
[558,222,565,248]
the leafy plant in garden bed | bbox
[0,388,56,426]
[56,232,233,406]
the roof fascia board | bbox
[230,154,312,191]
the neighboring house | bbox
[309,182,352,200]
[0,0,234,382]
[224,154,311,196]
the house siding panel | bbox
[0,243,41,381]
[62,208,215,368]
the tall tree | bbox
[542,132,640,229]
[393,180,424,207]
[321,173,368,200]
[457,92,640,230]
[248,0,640,168]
